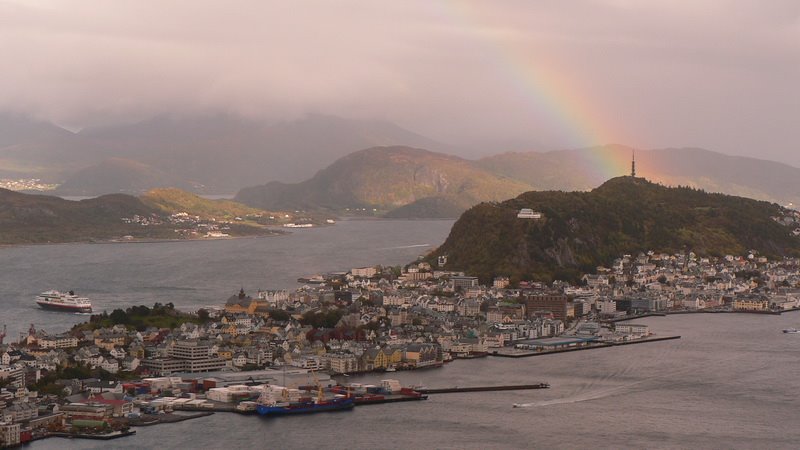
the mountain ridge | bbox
[1,113,448,194]
[478,145,800,206]
[4,113,800,207]
[234,146,532,216]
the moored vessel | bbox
[36,290,92,313]
[256,396,354,416]
[297,275,326,284]
[255,385,354,416]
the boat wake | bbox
[514,354,749,409]
[513,381,647,408]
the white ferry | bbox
[36,290,93,313]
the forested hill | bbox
[0,188,159,244]
[430,177,800,283]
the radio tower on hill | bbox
[631,150,636,178]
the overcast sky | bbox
[1,1,798,163]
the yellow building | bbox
[361,348,389,370]
[224,288,269,315]
[733,298,770,311]
[385,347,403,365]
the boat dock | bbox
[127,411,214,425]
[354,393,429,405]
[418,383,550,394]
[48,430,136,441]
[491,335,681,358]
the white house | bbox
[517,209,543,219]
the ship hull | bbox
[256,398,354,416]
[36,301,92,313]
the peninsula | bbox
[0,187,331,245]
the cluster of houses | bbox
[121,212,237,239]
[0,178,57,192]
[2,250,799,445]
[578,251,800,315]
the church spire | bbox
[631,149,636,178]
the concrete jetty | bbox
[418,383,550,394]
[491,335,681,358]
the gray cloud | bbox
[0,0,798,163]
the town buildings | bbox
[1,251,799,445]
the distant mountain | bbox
[0,113,447,194]
[55,158,194,196]
[0,114,78,178]
[6,111,800,204]
[478,145,800,206]
[0,188,160,244]
[430,177,800,283]
[235,146,532,217]
[0,113,73,148]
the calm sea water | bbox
[7,219,800,449]
[0,219,453,339]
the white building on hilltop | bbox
[517,209,543,219]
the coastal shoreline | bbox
[0,230,288,249]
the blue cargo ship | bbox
[256,396,354,416]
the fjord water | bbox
[0,219,454,339]
[6,219,800,449]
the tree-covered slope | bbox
[430,177,800,283]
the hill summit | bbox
[430,177,800,283]
[235,146,532,217]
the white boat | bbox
[783,328,800,334]
[36,290,92,313]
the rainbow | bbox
[437,2,633,181]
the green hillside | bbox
[141,187,331,227]
[430,177,800,283]
[383,196,467,219]
[141,188,264,220]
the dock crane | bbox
[309,367,325,403]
